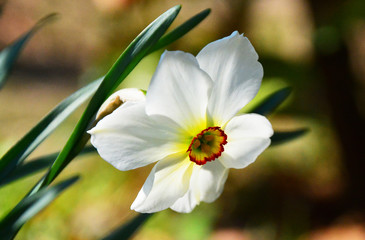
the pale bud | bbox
[95,88,145,122]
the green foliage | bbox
[0,14,58,89]
[0,79,101,185]
[102,214,152,240]
[271,129,309,146]
[0,176,79,240]
[251,87,292,116]
[0,146,95,187]
[149,8,211,53]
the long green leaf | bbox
[33,5,181,193]
[148,8,211,53]
[271,129,309,146]
[0,146,95,187]
[0,79,101,184]
[102,214,152,240]
[0,14,58,89]
[251,87,292,116]
[0,176,79,240]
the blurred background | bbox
[0,0,364,239]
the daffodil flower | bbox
[88,31,273,213]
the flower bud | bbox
[96,88,145,122]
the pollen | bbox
[187,127,228,165]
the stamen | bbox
[193,139,201,149]
[204,135,214,141]
[187,126,227,165]
[201,143,211,153]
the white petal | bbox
[198,160,229,203]
[146,51,212,135]
[170,165,200,213]
[197,31,263,126]
[170,161,229,213]
[131,153,193,213]
[219,114,273,169]
[88,102,183,171]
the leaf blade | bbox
[0,176,79,240]
[0,79,101,184]
[271,129,309,146]
[102,214,153,240]
[0,14,58,89]
[251,87,292,116]
[148,8,211,53]
[0,146,95,187]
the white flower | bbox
[88,31,273,213]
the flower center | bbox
[187,127,228,165]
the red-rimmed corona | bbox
[187,127,227,165]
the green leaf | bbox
[148,8,211,53]
[33,5,181,193]
[0,146,95,187]
[0,79,101,184]
[251,87,292,116]
[271,129,309,146]
[0,176,79,240]
[102,214,152,240]
[0,14,58,89]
